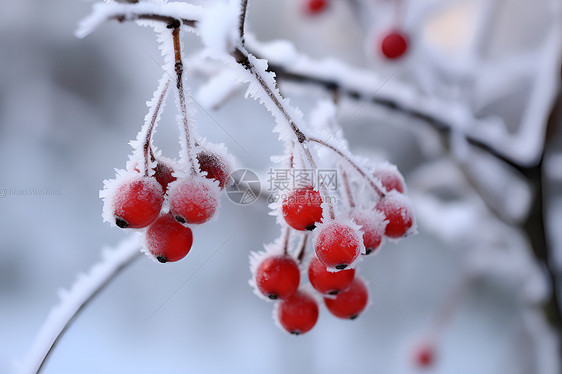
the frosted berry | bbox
[305,0,328,14]
[255,255,301,300]
[168,177,220,224]
[350,210,387,254]
[277,290,319,335]
[373,165,405,193]
[380,30,409,59]
[314,221,362,270]
[375,191,414,238]
[282,186,323,231]
[308,256,355,295]
[413,344,435,368]
[197,150,230,190]
[324,277,368,319]
[145,213,193,263]
[112,176,164,229]
[154,159,176,192]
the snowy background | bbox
[1,0,561,373]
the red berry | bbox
[168,177,220,224]
[277,290,319,335]
[305,0,328,14]
[282,186,323,231]
[375,191,414,238]
[112,176,164,229]
[413,344,435,368]
[308,256,355,295]
[255,255,301,300]
[313,221,362,270]
[197,150,231,190]
[350,210,386,254]
[154,160,176,192]
[324,277,368,319]
[380,30,409,59]
[373,165,405,193]
[145,213,193,263]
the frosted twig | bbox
[139,76,171,175]
[238,0,249,42]
[17,234,142,374]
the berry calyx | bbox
[168,177,220,224]
[308,256,355,295]
[197,150,231,190]
[145,213,193,263]
[350,210,387,255]
[112,176,164,229]
[255,255,301,300]
[277,290,319,335]
[324,277,368,319]
[380,30,409,59]
[282,186,323,231]
[375,191,415,238]
[313,221,363,270]
[305,0,328,15]
[153,159,176,192]
[373,164,406,193]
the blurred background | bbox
[1,0,561,373]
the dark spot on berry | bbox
[267,294,278,300]
[174,215,186,224]
[335,264,348,270]
[328,290,339,296]
[156,256,168,263]
[364,248,373,255]
[349,314,359,320]
[290,330,301,335]
[305,224,316,231]
[115,217,129,228]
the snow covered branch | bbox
[17,234,142,374]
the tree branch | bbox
[18,234,142,374]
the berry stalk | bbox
[308,136,386,198]
[143,77,171,176]
[171,24,198,175]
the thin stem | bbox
[308,136,385,198]
[393,0,405,27]
[282,226,290,256]
[429,275,472,339]
[341,170,356,208]
[171,25,197,175]
[296,233,309,264]
[143,78,171,176]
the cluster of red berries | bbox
[250,162,415,335]
[102,148,231,263]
